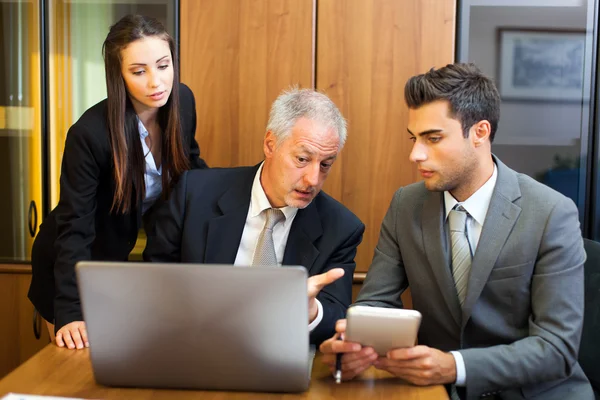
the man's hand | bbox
[319,319,378,381]
[373,345,456,386]
[307,268,345,323]
[55,321,89,350]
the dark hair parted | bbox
[102,14,189,214]
[404,63,501,142]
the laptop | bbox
[76,261,312,393]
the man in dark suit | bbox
[320,64,593,399]
[144,88,365,346]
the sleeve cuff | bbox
[308,299,324,332]
[450,351,466,386]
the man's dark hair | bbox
[404,63,500,142]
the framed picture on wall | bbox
[497,28,586,102]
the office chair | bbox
[581,238,600,399]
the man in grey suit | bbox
[319,63,593,399]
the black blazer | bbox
[143,165,365,346]
[28,83,208,331]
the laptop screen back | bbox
[76,262,310,393]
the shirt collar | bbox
[444,163,498,226]
[250,162,298,221]
[137,118,149,140]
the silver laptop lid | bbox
[76,262,310,393]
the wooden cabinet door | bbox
[0,267,51,379]
[316,0,456,272]
[180,0,315,168]
[180,0,457,276]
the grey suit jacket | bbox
[356,156,593,400]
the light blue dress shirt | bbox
[138,118,163,215]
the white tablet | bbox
[345,306,422,356]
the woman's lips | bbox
[149,91,166,101]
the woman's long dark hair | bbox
[102,14,189,214]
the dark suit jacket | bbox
[356,156,593,399]
[28,83,208,332]
[143,165,365,346]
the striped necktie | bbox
[449,205,472,306]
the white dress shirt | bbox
[138,118,163,215]
[445,163,498,386]
[233,163,323,331]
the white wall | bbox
[465,4,590,179]
[468,5,587,147]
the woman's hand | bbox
[55,321,89,349]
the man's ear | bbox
[264,130,277,158]
[471,120,491,147]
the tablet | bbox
[345,306,422,356]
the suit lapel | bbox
[204,167,257,264]
[422,191,462,329]
[461,157,522,327]
[282,199,322,273]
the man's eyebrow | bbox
[297,145,337,160]
[407,128,443,136]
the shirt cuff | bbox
[450,351,466,386]
[308,299,323,332]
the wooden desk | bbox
[0,345,449,399]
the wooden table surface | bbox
[0,345,449,399]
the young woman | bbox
[28,14,208,350]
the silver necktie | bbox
[252,208,285,266]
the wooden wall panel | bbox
[317,0,456,272]
[0,266,51,379]
[181,0,315,168]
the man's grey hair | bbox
[266,88,347,147]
